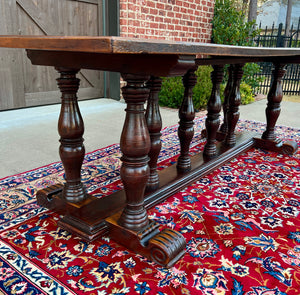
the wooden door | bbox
[0,0,104,110]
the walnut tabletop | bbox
[0,35,299,77]
[0,35,300,57]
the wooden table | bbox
[0,36,299,267]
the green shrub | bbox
[158,76,184,109]
[240,82,255,104]
[211,0,259,46]
[192,66,213,110]
[159,66,213,111]
[223,63,263,90]
[159,66,255,110]
[220,81,255,105]
[211,0,262,95]
[242,63,264,89]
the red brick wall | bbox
[119,0,215,43]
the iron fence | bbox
[253,18,300,95]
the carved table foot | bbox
[106,211,186,268]
[58,212,108,242]
[36,183,64,212]
[37,184,112,241]
[201,131,298,156]
[254,138,298,155]
[254,63,298,156]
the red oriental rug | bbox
[0,117,300,295]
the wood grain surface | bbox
[0,36,299,57]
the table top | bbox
[0,36,300,57]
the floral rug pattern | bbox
[0,118,300,295]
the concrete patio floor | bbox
[0,98,299,179]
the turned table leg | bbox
[56,68,87,203]
[106,74,186,267]
[225,63,244,147]
[203,65,224,158]
[220,65,234,135]
[145,77,163,191]
[117,74,151,231]
[255,63,298,154]
[263,63,285,141]
[177,69,197,172]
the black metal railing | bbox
[254,18,300,95]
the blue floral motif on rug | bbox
[0,117,300,295]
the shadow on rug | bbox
[0,118,300,295]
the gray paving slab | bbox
[0,98,299,178]
[240,99,300,129]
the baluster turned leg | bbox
[203,65,224,158]
[56,68,86,203]
[220,65,234,135]
[225,63,244,146]
[145,77,162,191]
[177,69,197,172]
[106,74,186,268]
[262,63,285,141]
[255,63,298,154]
[117,74,151,231]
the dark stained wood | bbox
[177,69,197,172]
[146,77,163,191]
[37,131,258,241]
[58,211,109,242]
[118,74,151,231]
[203,64,224,158]
[225,64,244,146]
[220,65,234,135]
[145,131,257,208]
[26,50,186,77]
[106,212,186,268]
[58,191,125,242]
[254,138,298,155]
[2,35,300,267]
[111,73,186,266]
[56,68,87,203]
[262,63,286,141]
[253,62,299,156]
[36,183,64,213]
